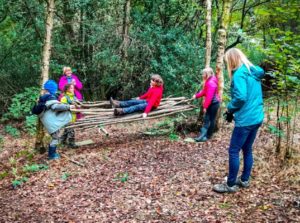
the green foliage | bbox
[12,177,28,189]
[169,133,180,141]
[3,87,40,120]
[23,164,48,172]
[24,115,37,135]
[114,172,129,183]
[5,125,20,138]
[61,172,71,181]
[268,124,284,138]
[0,134,4,152]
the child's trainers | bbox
[213,182,238,193]
[236,177,250,188]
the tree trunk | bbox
[35,0,55,153]
[205,0,212,68]
[121,0,131,60]
[215,0,233,130]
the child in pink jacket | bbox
[58,67,83,101]
[192,67,220,142]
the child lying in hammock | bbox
[110,74,164,118]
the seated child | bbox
[38,80,75,160]
[60,84,80,148]
[110,74,164,118]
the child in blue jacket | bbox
[38,80,74,160]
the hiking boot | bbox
[236,177,250,188]
[48,146,60,160]
[110,97,120,108]
[213,182,238,193]
[114,108,124,116]
[194,127,208,142]
[195,136,207,142]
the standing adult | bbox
[192,67,220,142]
[58,66,83,101]
[213,48,265,193]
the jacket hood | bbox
[250,65,265,80]
[240,64,264,81]
[40,94,57,102]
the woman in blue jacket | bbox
[213,48,265,193]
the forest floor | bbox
[0,119,299,222]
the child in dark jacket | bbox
[38,80,74,160]
[110,74,164,118]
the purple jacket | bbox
[58,74,83,100]
[195,76,220,109]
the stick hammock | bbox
[66,97,196,129]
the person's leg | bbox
[120,99,147,108]
[49,130,60,160]
[213,126,251,193]
[206,102,220,139]
[60,129,68,144]
[195,112,210,142]
[67,128,77,148]
[240,124,261,182]
[122,102,148,114]
[227,126,252,186]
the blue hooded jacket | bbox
[227,64,265,127]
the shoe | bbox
[236,177,250,188]
[194,127,208,142]
[48,146,60,160]
[114,108,124,116]
[195,136,207,142]
[68,143,78,149]
[110,97,120,108]
[213,182,238,193]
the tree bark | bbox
[205,0,212,68]
[35,0,55,153]
[215,0,233,130]
[215,0,232,100]
[121,0,131,60]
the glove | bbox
[223,111,234,123]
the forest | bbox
[0,0,299,222]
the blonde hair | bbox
[151,74,164,86]
[63,66,72,74]
[224,48,253,78]
[202,67,215,80]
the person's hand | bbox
[203,108,207,114]
[223,110,234,122]
[136,97,140,100]
[71,79,76,85]
[70,105,76,111]
[142,113,147,118]
[192,95,196,99]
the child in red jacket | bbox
[111,74,164,118]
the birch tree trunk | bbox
[205,0,212,68]
[198,0,213,123]
[216,0,232,100]
[215,0,233,130]
[35,0,55,153]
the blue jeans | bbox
[227,123,261,186]
[120,99,148,114]
[203,102,220,138]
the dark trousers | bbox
[61,128,75,145]
[227,123,261,186]
[203,102,220,138]
[120,99,148,114]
